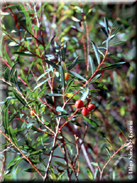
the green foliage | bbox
[0,2,135,182]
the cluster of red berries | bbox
[75,100,95,116]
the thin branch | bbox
[100,142,131,180]
[5,2,43,45]
[0,129,44,178]
[43,118,61,181]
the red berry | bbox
[87,104,95,111]
[65,73,70,81]
[81,107,89,116]
[75,100,84,109]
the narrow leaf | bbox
[68,70,87,81]
[100,27,108,38]
[65,79,74,93]
[8,126,18,146]
[111,19,118,29]
[47,93,62,97]
[34,77,52,90]
[110,41,125,47]
[91,41,100,65]
[94,168,98,180]
[14,70,21,92]
[4,106,9,133]
[59,65,65,88]
[88,55,95,75]
[81,88,89,101]
[25,168,45,173]
[91,162,98,166]
[87,169,93,180]
[112,25,123,35]
[108,54,120,61]
[83,116,98,127]
[56,106,67,114]
[104,17,109,36]
[29,149,43,156]
[54,161,70,169]
[101,62,126,70]
[102,35,115,45]
[90,74,101,84]
[13,52,35,57]
[36,68,52,82]
[67,56,78,70]
[13,90,26,106]
[9,62,17,82]
[44,60,59,70]
[54,114,69,119]
[7,155,21,169]
[61,42,67,61]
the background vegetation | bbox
[0,1,136,181]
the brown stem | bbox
[43,118,61,181]
[0,129,44,178]
[100,142,131,180]
[5,3,43,45]
[57,109,79,133]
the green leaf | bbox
[54,161,70,169]
[9,112,19,123]
[95,82,108,91]
[112,169,115,180]
[111,19,118,29]
[44,60,59,70]
[90,41,100,65]
[65,79,74,93]
[7,126,18,146]
[4,46,12,66]
[108,54,120,61]
[87,169,93,180]
[110,41,125,47]
[67,56,78,70]
[101,62,126,70]
[9,62,17,82]
[54,114,69,119]
[91,162,98,166]
[56,106,67,114]
[83,116,98,127]
[120,106,125,116]
[68,70,87,81]
[37,68,52,82]
[94,168,98,180]
[34,77,52,90]
[47,93,62,97]
[29,149,43,156]
[112,25,123,35]
[102,35,115,45]
[25,168,45,173]
[19,4,33,35]
[59,65,65,88]
[104,17,109,36]
[13,90,26,106]
[88,55,95,75]
[81,88,89,101]
[4,106,9,133]
[13,52,35,57]
[100,27,108,38]
[7,155,22,169]
[14,70,21,92]
[90,74,101,84]
[61,42,67,61]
